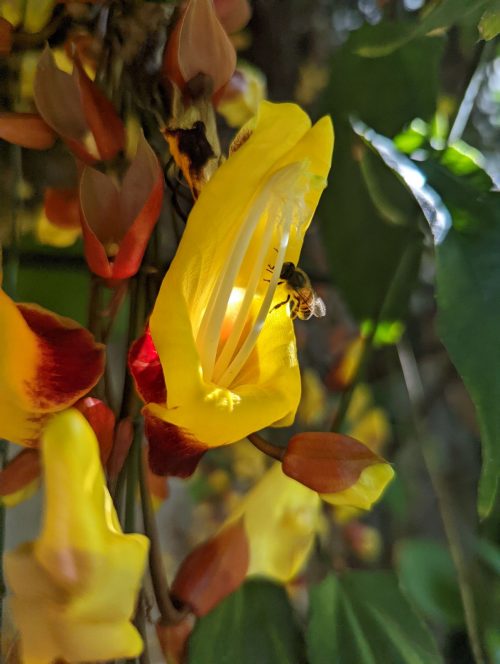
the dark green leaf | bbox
[351,0,492,57]
[319,37,440,321]
[188,579,306,664]
[436,218,500,517]
[348,119,500,517]
[307,571,443,664]
[396,539,464,627]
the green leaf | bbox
[351,0,492,57]
[307,571,443,664]
[350,119,500,517]
[319,37,441,321]
[396,539,464,627]
[188,579,305,664]
[479,0,500,40]
[436,218,500,517]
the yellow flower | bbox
[1,0,57,33]
[131,101,334,477]
[231,462,322,582]
[4,409,149,663]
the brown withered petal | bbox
[44,187,80,229]
[0,449,41,497]
[282,432,386,494]
[171,518,249,616]
[0,113,56,150]
[164,0,236,95]
[214,0,251,33]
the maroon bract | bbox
[34,47,125,164]
[0,112,56,150]
[79,133,164,280]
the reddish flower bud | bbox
[0,112,56,150]
[156,615,195,664]
[214,0,251,33]
[34,46,125,163]
[75,397,115,466]
[44,187,80,230]
[171,518,249,616]
[163,0,236,99]
[0,18,13,56]
[79,133,164,280]
[282,432,394,510]
[0,449,41,499]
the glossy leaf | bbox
[188,579,305,664]
[307,572,443,664]
[349,119,500,517]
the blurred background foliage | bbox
[2,0,500,663]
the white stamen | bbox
[197,161,311,386]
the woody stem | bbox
[138,450,189,626]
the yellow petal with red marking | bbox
[4,409,149,663]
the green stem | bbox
[397,339,485,664]
[124,422,142,534]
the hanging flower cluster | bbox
[0,0,395,661]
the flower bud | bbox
[282,432,394,511]
[214,0,251,33]
[171,518,249,616]
[163,0,236,99]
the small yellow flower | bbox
[5,409,149,664]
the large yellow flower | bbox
[130,101,334,477]
[4,409,149,664]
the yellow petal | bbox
[0,0,24,28]
[230,463,321,582]
[36,210,81,248]
[149,102,333,451]
[23,0,56,33]
[321,462,395,510]
[5,409,149,663]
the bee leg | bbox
[263,278,271,283]
[265,264,275,273]
[271,294,290,311]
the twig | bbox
[138,450,189,626]
[397,338,485,664]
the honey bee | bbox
[272,262,326,320]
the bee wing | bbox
[311,294,327,318]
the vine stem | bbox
[247,433,284,461]
[397,339,485,664]
[138,448,189,626]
